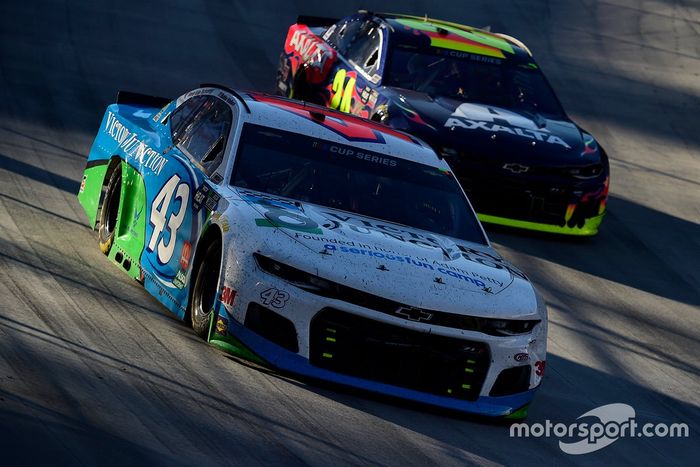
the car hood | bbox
[385,88,600,166]
[227,188,539,319]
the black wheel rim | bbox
[193,250,220,325]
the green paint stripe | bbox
[477,212,605,236]
[505,404,530,420]
[396,18,513,54]
[209,334,267,366]
[255,218,274,227]
[254,217,323,234]
[430,37,505,58]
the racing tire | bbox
[97,166,122,255]
[190,241,222,340]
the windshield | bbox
[230,124,487,244]
[385,46,565,118]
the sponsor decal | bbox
[180,241,192,270]
[192,183,221,212]
[395,306,433,322]
[285,24,337,84]
[259,288,290,309]
[444,103,571,149]
[324,244,489,289]
[152,105,170,123]
[581,134,598,156]
[104,111,168,175]
[503,163,529,174]
[180,88,211,102]
[255,208,322,234]
[129,206,143,237]
[445,49,502,64]
[514,352,530,362]
[220,285,236,307]
[243,192,322,234]
[535,360,546,377]
[79,174,87,193]
[328,144,397,167]
[212,212,230,232]
[172,269,186,289]
[216,317,228,335]
[215,90,237,107]
[242,190,527,282]
[288,26,332,66]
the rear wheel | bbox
[190,241,222,340]
[97,166,122,255]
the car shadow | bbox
[484,194,700,307]
[277,352,699,465]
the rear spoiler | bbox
[116,91,171,109]
[296,15,338,27]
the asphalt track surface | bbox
[0,1,698,465]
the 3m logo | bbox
[180,241,192,270]
[395,306,433,322]
[503,163,530,174]
[220,286,236,307]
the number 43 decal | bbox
[147,174,190,264]
[260,288,290,309]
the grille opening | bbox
[310,308,489,401]
[244,303,299,353]
[490,365,531,397]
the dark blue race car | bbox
[276,11,610,235]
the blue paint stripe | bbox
[224,317,536,417]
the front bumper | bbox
[211,257,546,418]
[212,317,538,417]
[451,161,609,236]
[477,211,605,236]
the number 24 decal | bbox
[147,174,190,264]
[329,69,356,113]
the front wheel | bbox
[97,166,122,255]
[190,242,222,340]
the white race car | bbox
[78,85,547,419]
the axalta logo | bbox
[444,103,571,149]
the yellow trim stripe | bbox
[477,212,605,236]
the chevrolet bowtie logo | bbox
[503,163,530,174]
[395,306,433,322]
